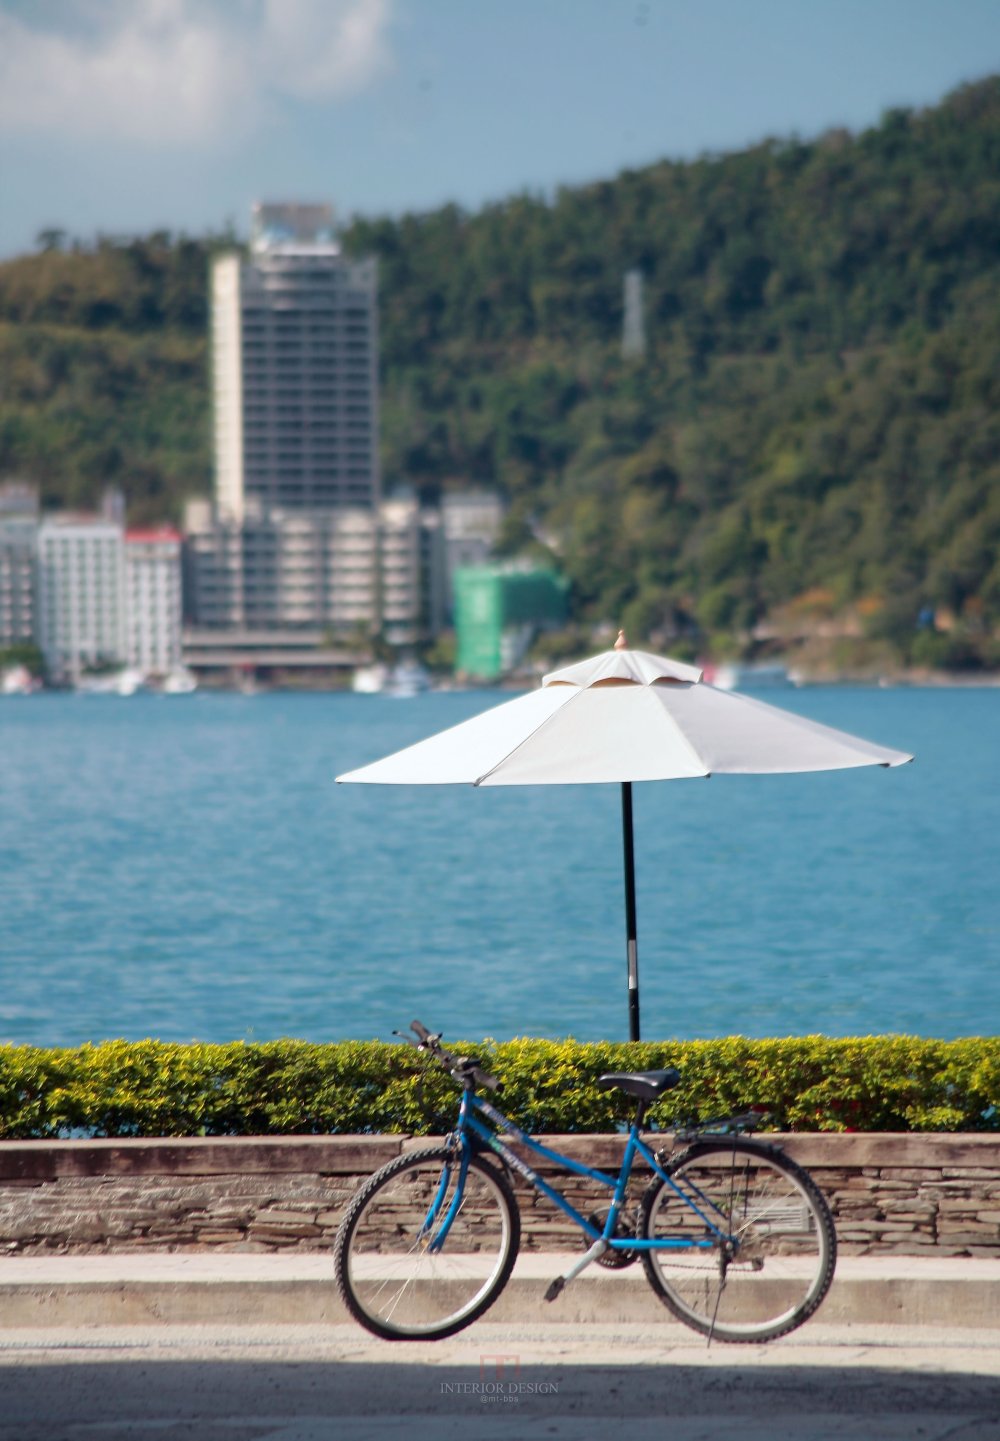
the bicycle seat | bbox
[596,1068,681,1101]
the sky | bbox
[1,0,999,259]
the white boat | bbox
[352,660,432,697]
[352,663,389,694]
[386,660,431,698]
[76,667,146,696]
[0,664,38,695]
[162,666,198,695]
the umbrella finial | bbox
[615,629,628,651]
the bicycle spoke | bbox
[335,1149,519,1340]
[642,1139,836,1343]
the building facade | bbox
[0,482,39,648]
[125,528,182,675]
[440,490,504,615]
[453,564,569,680]
[211,202,379,524]
[36,517,126,679]
[183,498,443,645]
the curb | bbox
[1,1255,998,1331]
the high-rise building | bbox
[36,516,126,679]
[125,528,182,675]
[211,202,379,523]
[193,200,450,659]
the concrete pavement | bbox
[1,1320,999,1439]
[2,1254,999,1439]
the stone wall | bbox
[0,1133,997,1257]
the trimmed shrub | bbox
[0,1035,997,1139]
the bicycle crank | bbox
[584,1207,641,1268]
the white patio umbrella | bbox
[338,634,912,1039]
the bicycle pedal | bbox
[544,1277,565,1303]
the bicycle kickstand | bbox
[544,1239,610,1303]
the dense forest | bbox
[2,78,999,670]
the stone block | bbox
[64,1213,115,1242]
[248,1223,322,1241]
[936,1224,999,1240]
[255,1209,319,1226]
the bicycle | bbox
[333,1021,837,1344]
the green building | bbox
[453,565,569,680]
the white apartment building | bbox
[125,528,182,675]
[212,202,379,523]
[380,497,446,644]
[36,517,126,678]
[183,498,443,643]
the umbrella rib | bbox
[474,683,713,785]
[646,686,714,777]
[471,686,581,785]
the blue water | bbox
[0,686,997,1046]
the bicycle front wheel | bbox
[334,1146,520,1340]
[641,1137,836,1343]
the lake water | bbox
[0,685,997,1047]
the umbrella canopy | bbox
[338,637,912,1038]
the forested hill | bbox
[2,77,1000,668]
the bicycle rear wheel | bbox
[641,1137,836,1343]
[334,1146,520,1340]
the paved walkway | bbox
[2,1253,999,1437]
[1,1320,999,1439]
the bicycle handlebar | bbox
[395,1020,501,1092]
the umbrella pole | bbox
[621,781,641,1042]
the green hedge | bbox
[1,1036,998,1139]
[1,1037,1000,1135]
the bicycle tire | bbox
[640,1136,837,1343]
[334,1146,521,1340]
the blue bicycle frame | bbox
[431,1087,729,1255]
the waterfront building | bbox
[453,564,569,680]
[440,491,504,614]
[125,528,182,675]
[36,516,126,679]
[0,482,39,648]
[183,496,444,647]
[211,202,379,523]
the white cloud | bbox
[0,0,393,145]
[262,0,393,101]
